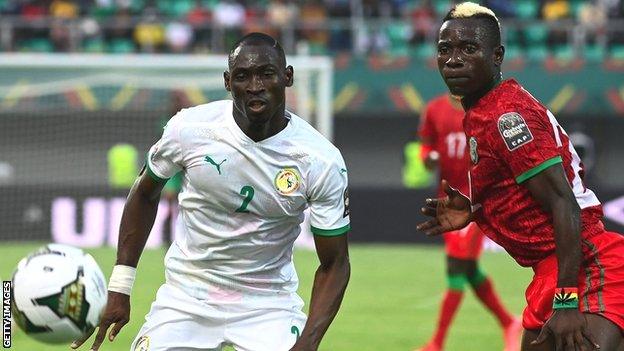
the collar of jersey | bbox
[225,100,295,145]
[470,78,519,113]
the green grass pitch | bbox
[0,242,532,350]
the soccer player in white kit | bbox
[72,33,351,351]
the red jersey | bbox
[464,79,604,267]
[419,94,470,197]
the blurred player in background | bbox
[416,93,521,351]
[419,3,624,350]
[72,32,351,351]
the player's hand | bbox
[416,179,472,236]
[70,291,130,350]
[531,309,600,351]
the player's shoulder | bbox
[478,79,548,123]
[288,112,344,164]
[171,100,232,126]
[427,94,450,108]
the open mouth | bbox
[247,100,267,113]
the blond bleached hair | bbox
[443,2,501,45]
[446,2,498,22]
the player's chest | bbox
[182,141,308,216]
[465,131,514,201]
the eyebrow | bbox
[438,39,480,46]
[230,64,280,74]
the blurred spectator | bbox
[242,3,266,36]
[600,0,624,18]
[187,0,211,25]
[50,19,72,51]
[134,9,165,52]
[267,0,297,42]
[186,0,211,52]
[541,0,571,20]
[165,21,193,53]
[408,0,435,45]
[385,14,412,57]
[298,0,328,54]
[484,0,516,18]
[107,7,133,39]
[14,0,49,51]
[81,17,105,52]
[268,0,297,27]
[213,0,245,28]
[579,2,607,29]
[212,0,245,50]
[326,0,352,52]
[578,1,607,45]
[22,0,48,20]
[541,0,571,48]
[50,0,79,19]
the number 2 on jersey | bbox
[235,185,254,213]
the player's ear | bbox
[493,45,504,66]
[224,71,231,92]
[285,65,294,87]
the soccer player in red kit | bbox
[418,2,624,350]
[416,93,521,351]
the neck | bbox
[233,106,288,142]
[461,73,502,111]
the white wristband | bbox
[108,265,137,296]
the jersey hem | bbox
[311,224,351,236]
[515,156,563,184]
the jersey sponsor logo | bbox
[343,188,350,217]
[469,136,478,164]
[204,155,227,175]
[275,168,300,194]
[497,112,533,151]
[134,335,150,351]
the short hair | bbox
[228,32,286,69]
[443,2,501,47]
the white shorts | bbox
[130,283,307,351]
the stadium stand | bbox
[0,0,623,60]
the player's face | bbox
[437,19,501,97]
[225,45,293,125]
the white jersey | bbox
[147,100,350,299]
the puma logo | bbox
[204,156,226,175]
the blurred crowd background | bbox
[1,0,624,61]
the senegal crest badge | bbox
[275,168,300,194]
[469,136,478,164]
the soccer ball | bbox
[11,244,107,344]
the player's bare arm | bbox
[291,234,350,351]
[417,180,472,236]
[71,169,165,351]
[522,164,599,350]
[419,136,440,171]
